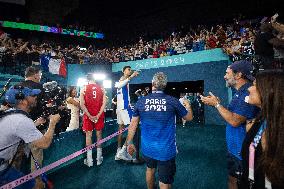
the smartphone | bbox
[271,13,279,20]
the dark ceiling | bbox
[0,0,283,45]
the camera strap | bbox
[0,109,29,176]
[31,152,53,188]
[0,109,29,152]
[0,141,24,177]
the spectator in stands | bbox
[65,86,80,131]
[179,93,187,127]
[200,60,260,189]
[270,15,284,68]
[0,16,263,67]
[254,22,275,69]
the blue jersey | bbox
[226,83,260,160]
[133,91,188,161]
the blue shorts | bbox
[143,155,176,184]
[227,152,243,178]
[0,167,35,189]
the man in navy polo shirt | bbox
[201,60,260,189]
[119,72,193,189]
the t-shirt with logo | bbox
[133,91,188,161]
[226,83,260,160]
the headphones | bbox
[14,85,25,100]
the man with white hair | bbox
[119,72,193,189]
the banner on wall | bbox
[112,48,229,72]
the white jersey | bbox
[117,83,130,110]
[115,79,131,110]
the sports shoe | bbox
[84,158,93,167]
[115,147,121,160]
[116,145,134,161]
[96,156,103,166]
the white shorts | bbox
[117,109,132,125]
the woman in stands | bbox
[66,86,80,131]
[241,69,284,189]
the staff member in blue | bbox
[119,72,193,189]
[200,60,260,189]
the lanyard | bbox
[248,121,271,189]
[152,90,163,94]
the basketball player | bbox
[80,73,107,166]
[114,66,139,160]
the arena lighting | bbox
[103,80,112,88]
[93,73,106,80]
[0,21,104,39]
[77,78,87,87]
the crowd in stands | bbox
[0,16,283,69]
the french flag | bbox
[40,55,67,78]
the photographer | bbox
[0,86,60,189]
[19,66,44,121]
[19,66,46,189]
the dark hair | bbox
[122,66,131,72]
[256,70,284,186]
[25,66,41,78]
[68,86,77,97]
[86,73,94,81]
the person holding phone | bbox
[200,60,260,189]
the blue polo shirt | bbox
[133,91,188,161]
[226,82,260,160]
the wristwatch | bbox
[215,103,221,108]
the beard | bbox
[225,77,236,88]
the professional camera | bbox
[38,81,71,133]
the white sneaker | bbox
[96,156,103,166]
[116,146,134,161]
[115,148,121,160]
[84,158,93,167]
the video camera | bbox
[38,81,71,132]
